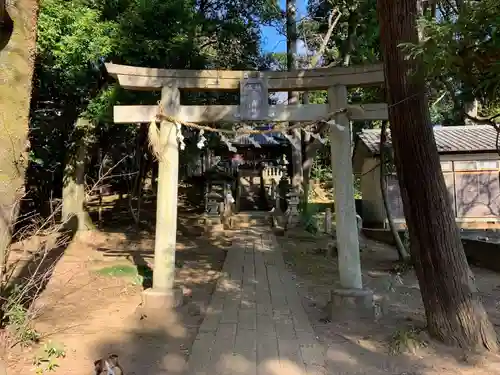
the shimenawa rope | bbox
[148,101,349,160]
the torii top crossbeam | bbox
[105,63,388,124]
[105,63,384,92]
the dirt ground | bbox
[276,230,500,375]
[4,182,500,375]
[3,193,232,375]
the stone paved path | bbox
[185,227,326,375]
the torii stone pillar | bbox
[328,85,373,319]
[142,85,183,310]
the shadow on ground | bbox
[3,215,79,310]
[90,227,446,375]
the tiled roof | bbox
[233,133,288,146]
[357,125,498,155]
[232,124,289,146]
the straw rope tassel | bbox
[148,119,164,161]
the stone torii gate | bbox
[105,62,388,313]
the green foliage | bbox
[95,264,152,285]
[402,0,500,116]
[310,157,332,182]
[303,0,381,66]
[33,341,66,374]
[26,0,282,211]
[300,209,319,235]
[353,176,361,199]
[388,326,426,355]
[37,0,118,81]
[2,285,40,346]
[95,264,138,277]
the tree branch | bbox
[309,9,341,68]
[440,79,500,129]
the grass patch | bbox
[278,239,337,286]
[94,264,152,286]
[388,326,427,355]
[95,264,138,277]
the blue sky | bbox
[261,0,308,53]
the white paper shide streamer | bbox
[176,122,186,150]
[220,134,237,153]
[153,115,326,155]
[197,129,207,149]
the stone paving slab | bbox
[185,227,326,375]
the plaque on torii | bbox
[239,72,269,121]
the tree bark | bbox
[0,0,39,277]
[0,0,13,51]
[301,122,329,211]
[0,5,38,374]
[377,0,498,350]
[379,120,410,262]
[62,119,94,233]
[301,130,312,210]
[286,0,303,198]
[301,92,311,211]
[151,160,158,194]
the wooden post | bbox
[143,85,182,309]
[328,85,363,290]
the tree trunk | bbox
[379,120,410,261]
[286,0,303,198]
[0,1,13,51]
[62,119,94,233]
[301,123,328,198]
[129,124,149,226]
[0,0,39,281]
[151,160,158,195]
[301,134,312,211]
[377,0,498,350]
[0,6,38,374]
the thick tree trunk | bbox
[302,144,312,210]
[287,0,303,198]
[0,4,38,373]
[377,0,498,350]
[62,119,94,233]
[0,1,13,51]
[301,93,311,211]
[0,0,39,279]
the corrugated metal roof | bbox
[358,125,498,155]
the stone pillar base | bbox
[285,214,300,229]
[202,216,224,234]
[141,287,184,311]
[330,288,386,321]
